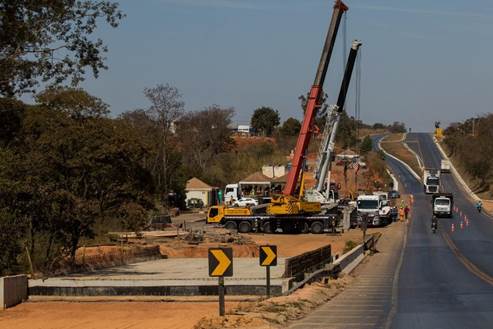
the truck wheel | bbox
[238,221,252,233]
[224,221,237,231]
[301,223,310,234]
[262,222,272,233]
[310,221,324,234]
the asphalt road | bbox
[371,135,493,328]
[406,133,493,277]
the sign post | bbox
[259,245,277,298]
[208,248,233,316]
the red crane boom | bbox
[283,0,348,196]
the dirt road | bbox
[0,301,237,329]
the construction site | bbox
[1,1,410,329]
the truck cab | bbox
[432,193,453,218]
[206,205,252,224]
[224,184,239,204]
[357,195,384,226]
[424,169,440,194]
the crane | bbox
[206,1,360,234]
[283,0,348,197]
[310,40,362,204]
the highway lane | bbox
[376,135,493,328]
[291,135,493,328]
[406,133,493,278]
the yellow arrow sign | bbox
[210,249,232,277]
[260,246,277,266]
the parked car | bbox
[388,190,400,199]
[233,197,258,207]
[187,198,204,209]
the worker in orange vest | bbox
[398,207,405,222]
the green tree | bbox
[0,0,124,96]
[360,136,373,155]
[279,117,301,136]
[388,121,406,133]
[0,97,25,146]
[336,111,358,149]
[251,107,280,136]
[177,106,235,181]
[0,90,156,273]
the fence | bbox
[283,245,332,280]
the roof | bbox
[337,149,359,156]
[186,177,212,191]
[239,171,271,184]
[271,173,288,183]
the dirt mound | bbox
[72,244,162,272]
[159,229,259,258]
[194,277,352,329]
[160,243,258,258]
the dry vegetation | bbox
[442,114,493,200]
[194,277,352,329]
[380,133,422,177]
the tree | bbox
[251,107,280,136]
[360,136,373,155]
[0,97,25,146]
[0,90,156,273]
[36,87,109,118]
[177,106,235,180]
[372,123,386,130]
[388,121,406,133]
[336,111,358,149]
[143,84,185,203]
[0,0,124,96]
[279,117,301,136]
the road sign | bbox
[259,245,277,267]
[208,248,233,277]
[259,245,277,298]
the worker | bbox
[398,207,405,222]
[404,205,410,219]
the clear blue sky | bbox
[78,0,493,131]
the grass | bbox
[380,134,422,178]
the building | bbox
[238,170,288,197]
[185,177,218,207]
[236,124,252,136]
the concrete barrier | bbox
[1,275,28,310]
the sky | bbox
[74,0,493,131]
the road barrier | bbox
[283,245,331,280]
[1,275,28,310]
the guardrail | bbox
[283,245,331,281]
[1,275,28,310]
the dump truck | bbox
[424,169,440,194]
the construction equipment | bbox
[306,40,362,205]
[207,0,360,233]
[432,193,453,218]
[424,169,440,194]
